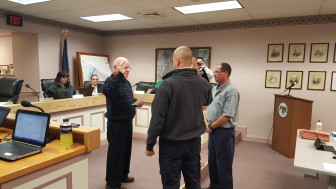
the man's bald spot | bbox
[113,57,128,66]
[174,46,192,66]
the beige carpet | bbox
[89,139,328,189]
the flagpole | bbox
[61,29,69,73]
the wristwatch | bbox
[208,123,215,131]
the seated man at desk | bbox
[88,74,103,93]
[46,71,75,98]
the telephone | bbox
[314,138,335,152]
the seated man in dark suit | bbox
[89,74,103,93]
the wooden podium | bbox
[272,94,313,158]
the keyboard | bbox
[1,142,40,155]
[323,145,335,152]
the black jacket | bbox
[146,68,213,151]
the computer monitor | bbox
[53,90,73,99]
[78,87,93,96]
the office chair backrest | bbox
[0,77,24,104]
[40,79,54,98]
[136,81,156,93]
[83,81,104,88]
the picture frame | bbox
[333,43,336,63]
[307,71,326,91]
[285,71,303,89]
[265,70,281,88]
[155,47,211,82]
[288,43,305,62]
[0,65,9,74]
[330,71,336,91]
[267,44,284,62]
[310,43,329,63]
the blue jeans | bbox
[208,127,235,189]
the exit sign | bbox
[6,14,23,27]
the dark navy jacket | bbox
[146,68,213,151]
[103,72,135,121]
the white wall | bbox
[0,35,13,66]
[105,23,336,140]
[0,22,105,86]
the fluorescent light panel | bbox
[174,0,243,14]
[80,14,132,22]
[8,0,52,5]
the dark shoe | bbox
[122,176,134,183]
[105,184,127,189]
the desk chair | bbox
[83,81,104,93]
[0,77,24,104]
[136,81,156,93]
[40,79,54,98]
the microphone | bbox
[286,82,296,89]
[21,100,55,143]
[21,100,45,112]
[25,84,40,101]
[285,82,296,96]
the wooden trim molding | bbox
[33,173,72,189]
[90,111,106,133]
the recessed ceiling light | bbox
[8,0,52,5]
[174,0,243,14]
[79,14,133,22]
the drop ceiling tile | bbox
[5,0,92,15]
[320,0,336,14]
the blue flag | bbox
[61,38,69,72]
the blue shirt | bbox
[206,80,240,128]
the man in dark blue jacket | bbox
[145,46,213,189]
[103,57,142,189]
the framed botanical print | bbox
[0,65,9,75]
[265,70,281,88]
[267,44,284,62]
[285,71,303,89]
[331,71,336,91]
[307,71,326,90]
[288,43,305,62]
[310,43,329,63]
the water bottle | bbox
[60,118,73,148]
[316,120,323,131]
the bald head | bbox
[113,57,128,67]
[173,46,193,69]
[112,57,131,78]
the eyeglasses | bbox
[213,70,225,74]
[122,66,132,71]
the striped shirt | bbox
[103,72,135,121]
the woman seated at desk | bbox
[46,71,75,98]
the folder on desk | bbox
[0,109,50,161]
